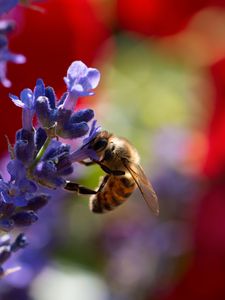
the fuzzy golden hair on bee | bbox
[88,131,159,216]
[65,130,159,216]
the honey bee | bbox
[65,131,159,215]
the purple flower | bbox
[14,129,35,164]
[69,120,101,162]
[62,61,100,111]
[0,59,102,279]
[22,194,49,211]
[0,233,28,278]
[0,0,19,15]
[0,20,15,34]
[35,80,95,139]
[10,63,98,140]
[0,158,48,233]
[9,83,41,109]
[9,79,44,130]
[34,140,73,188]
[0,20,26,88]
[0,160,37,208]
[35,96,55,128]
[0,46,26,88]
[83,120,101,145]
[11,211,38,227]
[55,107,94,139]
[11,233,28,252]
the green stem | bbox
[29,136,52,173]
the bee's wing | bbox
[122,159,159,216]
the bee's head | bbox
[90,131,111,157]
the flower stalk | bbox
[0,60,101,276]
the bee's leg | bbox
[97,175,110,192]
[64,175,110,195]
[98,163,125,176]
[64,181,97,195]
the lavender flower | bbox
[62,60,100,111]
[9,79,45,131]
[35,61,99,139]
[8,61,101,190]
[0,233,27,278]
[0,1,46,88]
[14,129,35,164]
[0,0,19,15]
[0,188,66,297]
[69,120,101,162]
[0,159,49,233]
[3,160,37,202]
[34,140,73,188]
[0,20,26,88]
[0,60,101,277]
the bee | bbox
[65,131,159,216]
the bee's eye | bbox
[92,139,108,151]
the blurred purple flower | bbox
[0,0,18,15]
[0,19,26,88]
[1,188,67,297]
[0,45,26,88]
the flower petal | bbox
[34,78,45,99]
[9,94,24,108]
[20,88,33,108]
[7,160,26,182]
[67,61,88,81]
[87,68,101,89]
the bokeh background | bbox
[1,0,225,299]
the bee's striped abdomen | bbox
[89,175,136,213]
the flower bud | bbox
[11,211,38,226]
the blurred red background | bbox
[2,1,225,299]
